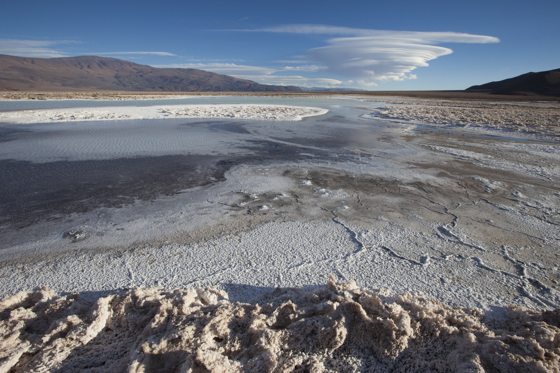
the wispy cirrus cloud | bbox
[226,24,500,85]
[0,39,178,59]
[239,75,343,88]
[155,63,278,75]
[154,62,334,87]
[273,59,307,64]
[282,65,326,72]
[155,62,325,75]
[249,25,499,43]
[94,51,177,57]
[183,58,246,62]
[0,39,76,58]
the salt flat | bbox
[0,103,328,123]
[0,96,559,371]
[0,96,558,308]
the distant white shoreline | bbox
[0,103,329,123]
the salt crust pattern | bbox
[0,104,328,124]
[360,99,560,138]
[1,278,558,372]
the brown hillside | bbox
[0,55,300,92]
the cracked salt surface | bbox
[2,161,558,312]
[359,98,560,141]
[1,96,560,371]
[3,217,557,311]
[1,97,559,318]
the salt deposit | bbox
[160,105,328,121]
[0,104,328,124]
[1,96,560,371]
[360,99,560,139]
[1,278,558,372]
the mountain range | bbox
[1,54,558,96]
[0,55,300,92]
[466,68,560,96]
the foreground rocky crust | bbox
[1,278,558,372]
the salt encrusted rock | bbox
[1,278,559,372]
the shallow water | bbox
[0,97,558,313]
[0,96,355,111]
[0,101,395,243]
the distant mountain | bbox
[466,68,560,97]
[0,54,301,92]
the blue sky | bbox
[1,0,558,90]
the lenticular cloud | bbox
[255,25,500,85]
[308,36,455,84]
[308,32,498,85]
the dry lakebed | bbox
[0,94,559,372]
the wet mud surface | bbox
[0,139,353,231]
[0,111,374,230]
[0,155,227,228]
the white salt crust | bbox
[1,97,559,372]
[0,104,329,124]
[360,99,560,140]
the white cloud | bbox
[154,62,343,88]
[154,63,277,76]
[156,62,326,75]
[254,25,367,35]
[156,62,327,77]
[307,36,455,84]
[239,75,343,88]
[230,25,500,85]
[95,51,177,56]
[273,59,307,64]
[251,25,500,44]
[0,39,75,58]
[183,58,246,62]
[0,40,178,59]
[282,65,326,72]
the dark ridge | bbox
[466,68,560,97]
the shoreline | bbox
[1,96,557,141]
[2,90,560,102]
[0,103,329,123]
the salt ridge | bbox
[1,278,558,372]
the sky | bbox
[1,0,558,90]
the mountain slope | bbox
[466,68,560,96]
[0,54,300,92]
